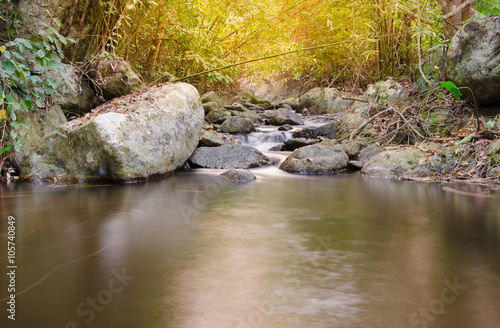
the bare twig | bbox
[349,107,394,141]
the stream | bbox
[1,126,500,328]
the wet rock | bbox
[361,147,430,178]
[269,144,284,151]
[189,145,272,169]
[292,121,337,139]
[268,108,304,126]
[21,83,204,182]
[283,138,319,151]
[278,124,293,131]
[446,16,500,106]
[199,130,225,147]
[220,169,256,183]
[280,144,348,174]
[205,108,230,124]
[298,87,353,114]
[219,117,255,134]
[348,160,364,170]
[89,59,145,100]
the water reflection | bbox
[0,173,499,328]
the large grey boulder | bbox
[21,83,204,182]
[219,117,255,134]
[280,144,348,174]
[446,16,500,105]
[189,145,272,169]
[298,87,353,114]
[89,59,145,100]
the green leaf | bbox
[3,50,11,59]
[2,60,16,74]
[458,134,474,144]
[37,49,46,58]
[0,145,11,155]
[5,95,17,103]
[439,81,462,101]
[22,100,33,109]
[485,120,495,131]
[16,69,27,82]
[10,121,20,129]
[10,129,17,139]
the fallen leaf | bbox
[418,158,428,165]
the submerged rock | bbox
[21,83,204,182]
[220,169,256,183]
[446,16,500,106]
[189,145,272,169]
[280,144,348,174]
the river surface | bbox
[1,128,500,328]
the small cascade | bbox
[237,126,293,152]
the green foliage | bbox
[83,0,448,88]
[474,0,500,17]
[439,81,462,101]
[0,6,68,170]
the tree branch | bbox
[443,0,477,19]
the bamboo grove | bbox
[73,0,494,88]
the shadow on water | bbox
[0,172,499,328]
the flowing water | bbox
[1,127,500,328]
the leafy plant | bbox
[0,12,68,172]
[439,81,462,101]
